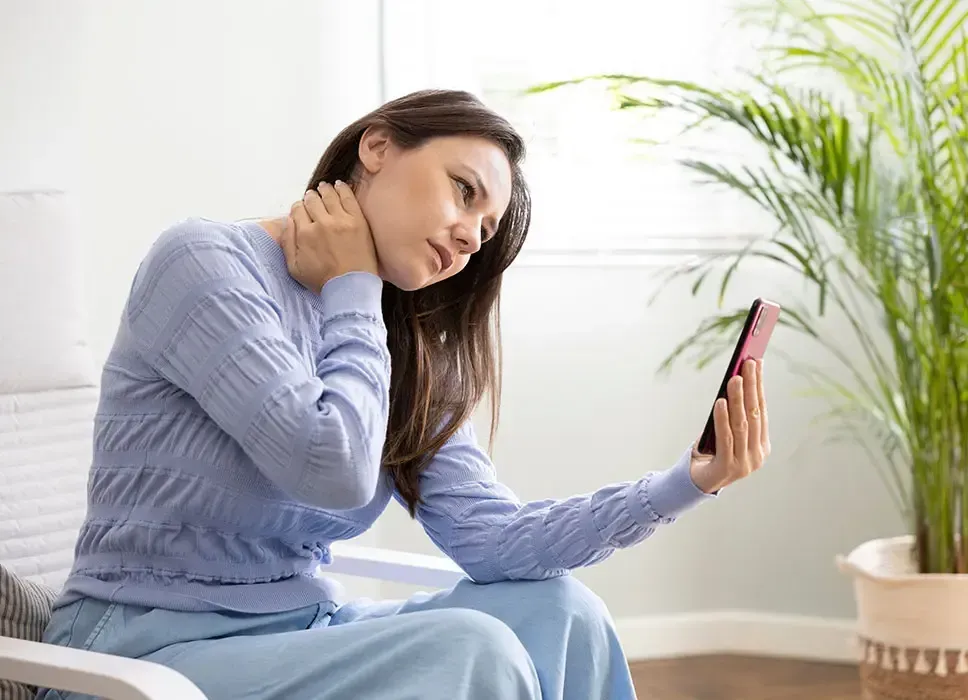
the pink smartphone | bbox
[696,297,781,455]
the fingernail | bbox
[334,180,344,187]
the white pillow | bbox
[0,190,97,392]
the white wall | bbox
[381,262,905,621]
[1,0,383,362]
[1,0,904,635]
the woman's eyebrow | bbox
[468,168,489,202]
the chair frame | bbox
[0,544,464,699]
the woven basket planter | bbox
[839,536,968,699]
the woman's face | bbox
[354,130,513,291]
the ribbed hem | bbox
[54,572,344,614]
[320,272,385,320]
[235,219,290,276]
[640,447,715,521]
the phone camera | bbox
[752,309,764,336]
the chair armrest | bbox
[325,542,465,588]
[0,636,207,700]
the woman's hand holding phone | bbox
[689,358,770,493]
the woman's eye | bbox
[454,177,475,204]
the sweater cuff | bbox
[640,447,715,521]
[319,272,384,319]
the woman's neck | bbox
[257,217,287,244]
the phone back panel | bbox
[696,298,780,454]
[727,299,780,377]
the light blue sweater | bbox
[59,218,712,613]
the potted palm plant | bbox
[532,0,968,696]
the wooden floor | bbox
[630,655,861,699]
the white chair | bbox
[0,545,463,700]
[0,190,463,699]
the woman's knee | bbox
[543,576,609,611]
[429,608,531,661]
[499,576,616,640]
[421,609,540,698]
[518,577,611,620]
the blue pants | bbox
[38,577,637,699]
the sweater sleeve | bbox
[125,226,390,511]
[397,421,714,583]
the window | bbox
[381,0,772,254]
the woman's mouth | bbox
[429,241,453,273]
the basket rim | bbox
[839,536,968,583]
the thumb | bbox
[280,216,296,268]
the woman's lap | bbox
[38,577,635,700]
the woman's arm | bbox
[125,222,390,510]
[394,421,713,583]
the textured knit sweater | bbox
[58,218,713,613]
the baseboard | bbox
[615,610,857,663]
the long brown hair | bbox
[306,89,531,514]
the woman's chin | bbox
[383,264,434,292]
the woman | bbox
[39,89,770,700]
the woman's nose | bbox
[454,217,482,254]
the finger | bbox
[743,360,761,460]
[291,199,312,233]
[333,180,363,217]
[713,397,732,460]
[303,188,329,221]
[757,359,770,455]
[280,215,297,266]
[316,181,343,216]
[727,374,748,465]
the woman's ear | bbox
[358,126,392,174]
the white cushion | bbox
[0,190,97,393]
[0,387,98,591]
